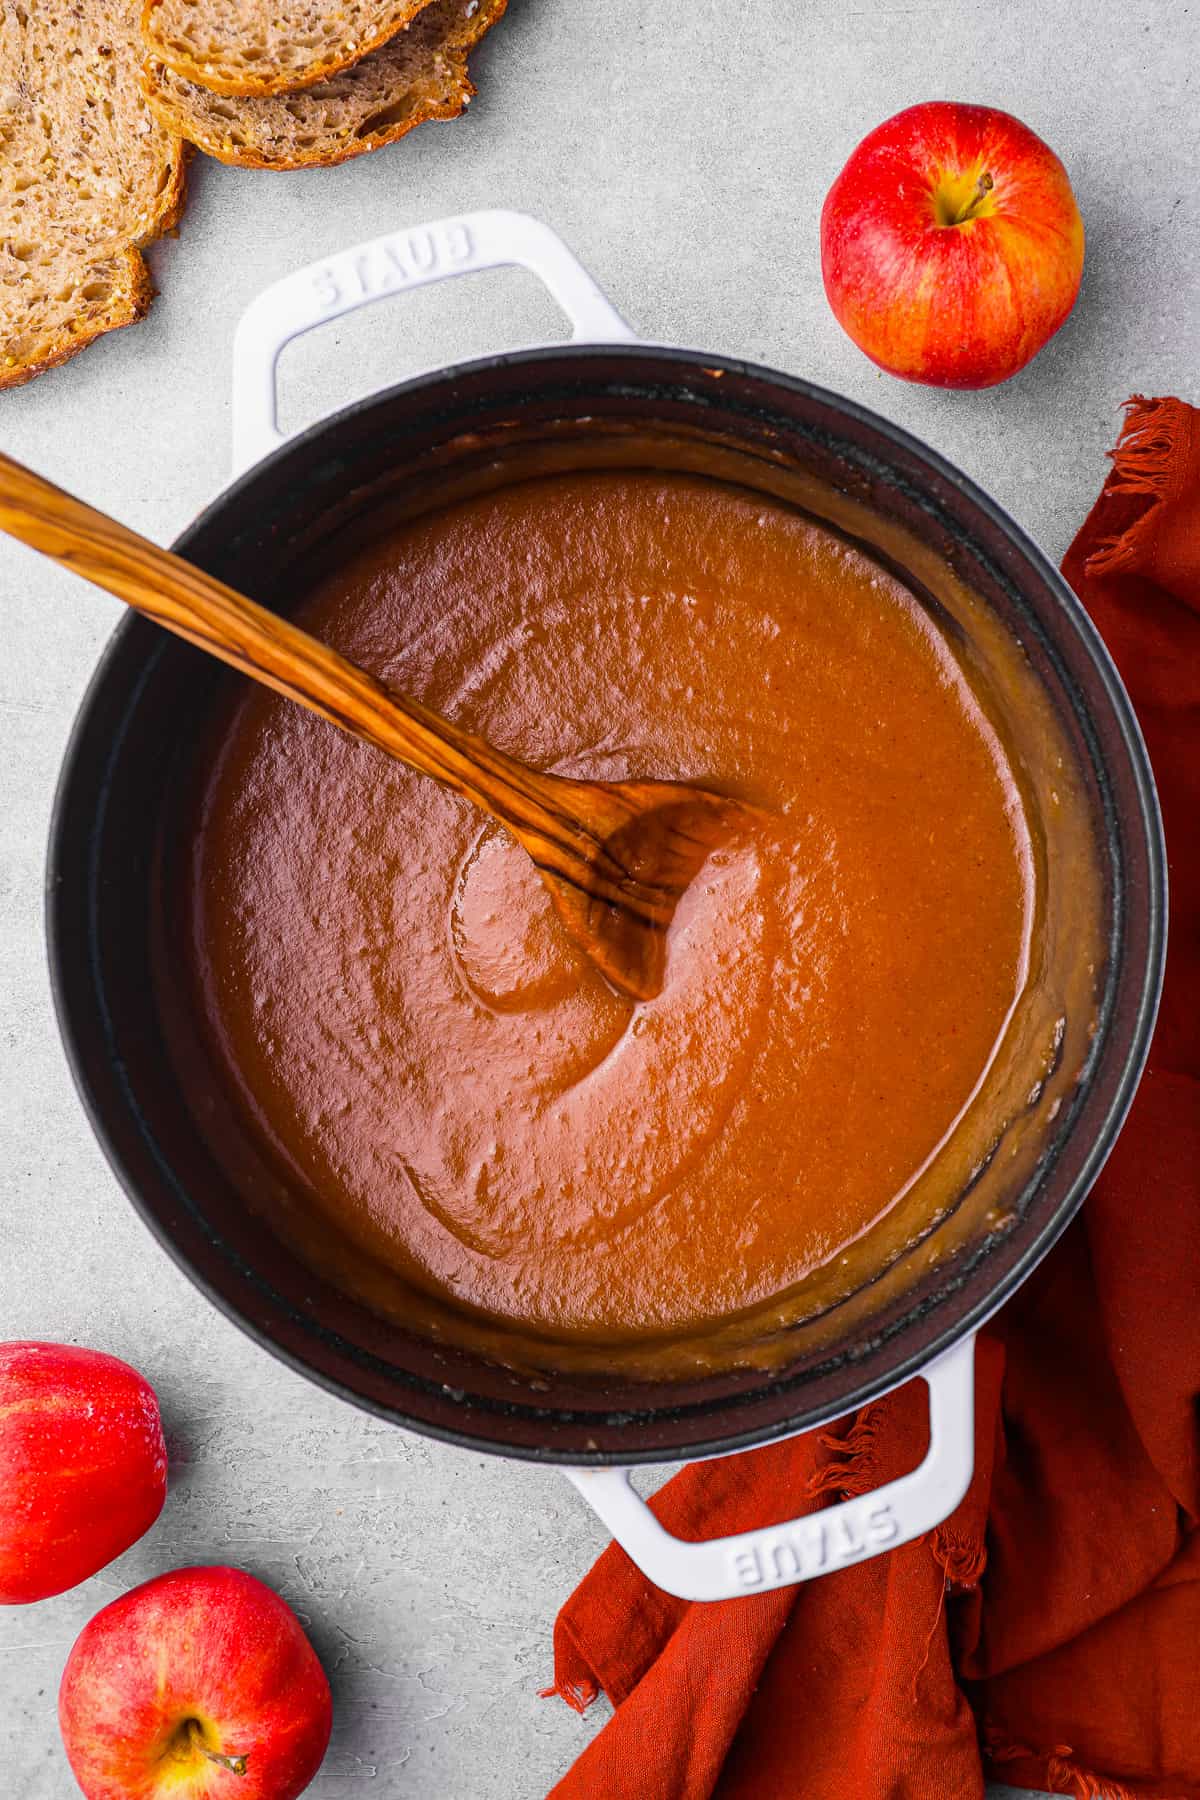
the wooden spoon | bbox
[0,451,743,1002]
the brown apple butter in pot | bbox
[177,463,1102,1375]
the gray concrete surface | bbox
[1,0,1196,1793]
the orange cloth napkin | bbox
[545,397,1200,1800]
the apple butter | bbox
[176,462,1099,1371]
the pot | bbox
[47,211,1165,1601]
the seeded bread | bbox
[141,0,444,98]
[0,0,186,389]
[140,0,505,170]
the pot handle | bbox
[564,1334,976,1602]
[231,209,637,476]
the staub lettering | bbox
[311,222,475,313]
[726,1501,900,1591]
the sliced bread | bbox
[140,0,506,170]
[0,0,186,389]
[141,0,443,98]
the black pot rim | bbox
[45,342,1167,1464]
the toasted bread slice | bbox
[0,0,186,389]
[141,0,443,98]
[140,0,505,170]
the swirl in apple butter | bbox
[181,468,1063,1358]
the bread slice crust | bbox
[0,1,186,389]
[141,0,446,98]
[140,0,506,170]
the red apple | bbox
[0,1342,167,1604]
[59,1566,333,1799]
[820,101,1084,388]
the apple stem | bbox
[187,1719,249,1776]
[951,171,994,225]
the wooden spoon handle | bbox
[0,451,609,868]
